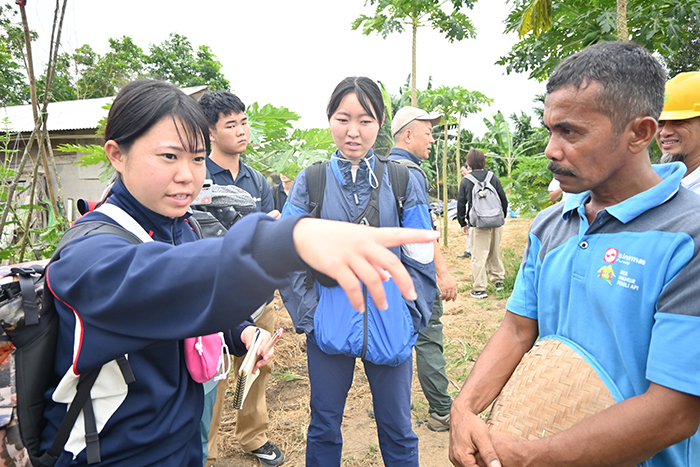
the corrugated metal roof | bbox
[0,85,209,133]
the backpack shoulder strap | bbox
[38,220,140,467]
[377,156,409,222]
[484,171,494,185]
[394,158,429,193]
[465,173,480,186]
[304,161,328,218]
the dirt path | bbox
[213,217,534,467]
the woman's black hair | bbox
[105,80,210,155]
[326,77,385,127]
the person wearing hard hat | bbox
[657,72,700,194]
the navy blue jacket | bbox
[42,180,305,466]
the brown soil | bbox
[213,217,534,467]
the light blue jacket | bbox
[280,150,436,365]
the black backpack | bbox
[192,169,262,238]
[303,156,409,288]
[0,222,139,466]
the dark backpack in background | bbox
[192,170,259,238]
[465,172,505,229]
[192,184,257,237]
[0,222,139,466]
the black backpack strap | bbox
[381,157,409,224]
[303,161,329,289]
[13,267,42,325]
[186,213,204,240]
[39,366,102,467]
[304,161,328,218]
[38,221,140,466]
[82,393,100,465]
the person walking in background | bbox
[198,90,283,467]
[280,77,436,467]
[270,173,294,212]
[457,162,472,258]
[456,149,508,299]
[656,72,700,195]
[389,105,457,432]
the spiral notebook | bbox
[231,331,263,410]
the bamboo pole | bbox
[442,119,449,246]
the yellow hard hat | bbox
[659,72,700,121]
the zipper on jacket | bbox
[360,285,369,360]
[170,220,177,245]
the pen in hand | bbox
[262,327,284,355]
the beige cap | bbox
[391,106,442,137]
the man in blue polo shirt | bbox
[449,42,700,467]
[199,91,283,467]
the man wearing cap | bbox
[389,106,457,432]
[657,72,700,194]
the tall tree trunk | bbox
[617,0,629,41]
[442,120,449,246]
[411,19,418,107]
[456,114,462,175]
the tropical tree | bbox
[659,20,700,76]
[0,3,30,105]
[499,0,700,81]
[420,85,491,244]
[352,0,477,106]
[73,37,146,99]
[146,33,230,91]
[480,110,547,178]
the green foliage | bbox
[146,33,230,91]
[246,102,334,178]
[659,20,700,76]
[499,0,700,81]
[1,119,62,263]
[479,111,548,178]
[72,37,146,99]
[501,155,551,214]
[352,0,477,41]
[18,31,230,103]
[0,4,30,105]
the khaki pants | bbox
[232,301,276,451]
[471,226,505,291]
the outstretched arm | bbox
[292,218,439,312]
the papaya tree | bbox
[352,0,477,106]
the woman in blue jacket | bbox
[281,77,437,467]
[41,80,438,467]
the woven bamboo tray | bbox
[486,338,616,441]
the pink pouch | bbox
[184,332,231,383]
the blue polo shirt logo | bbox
[597,264,616,285]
